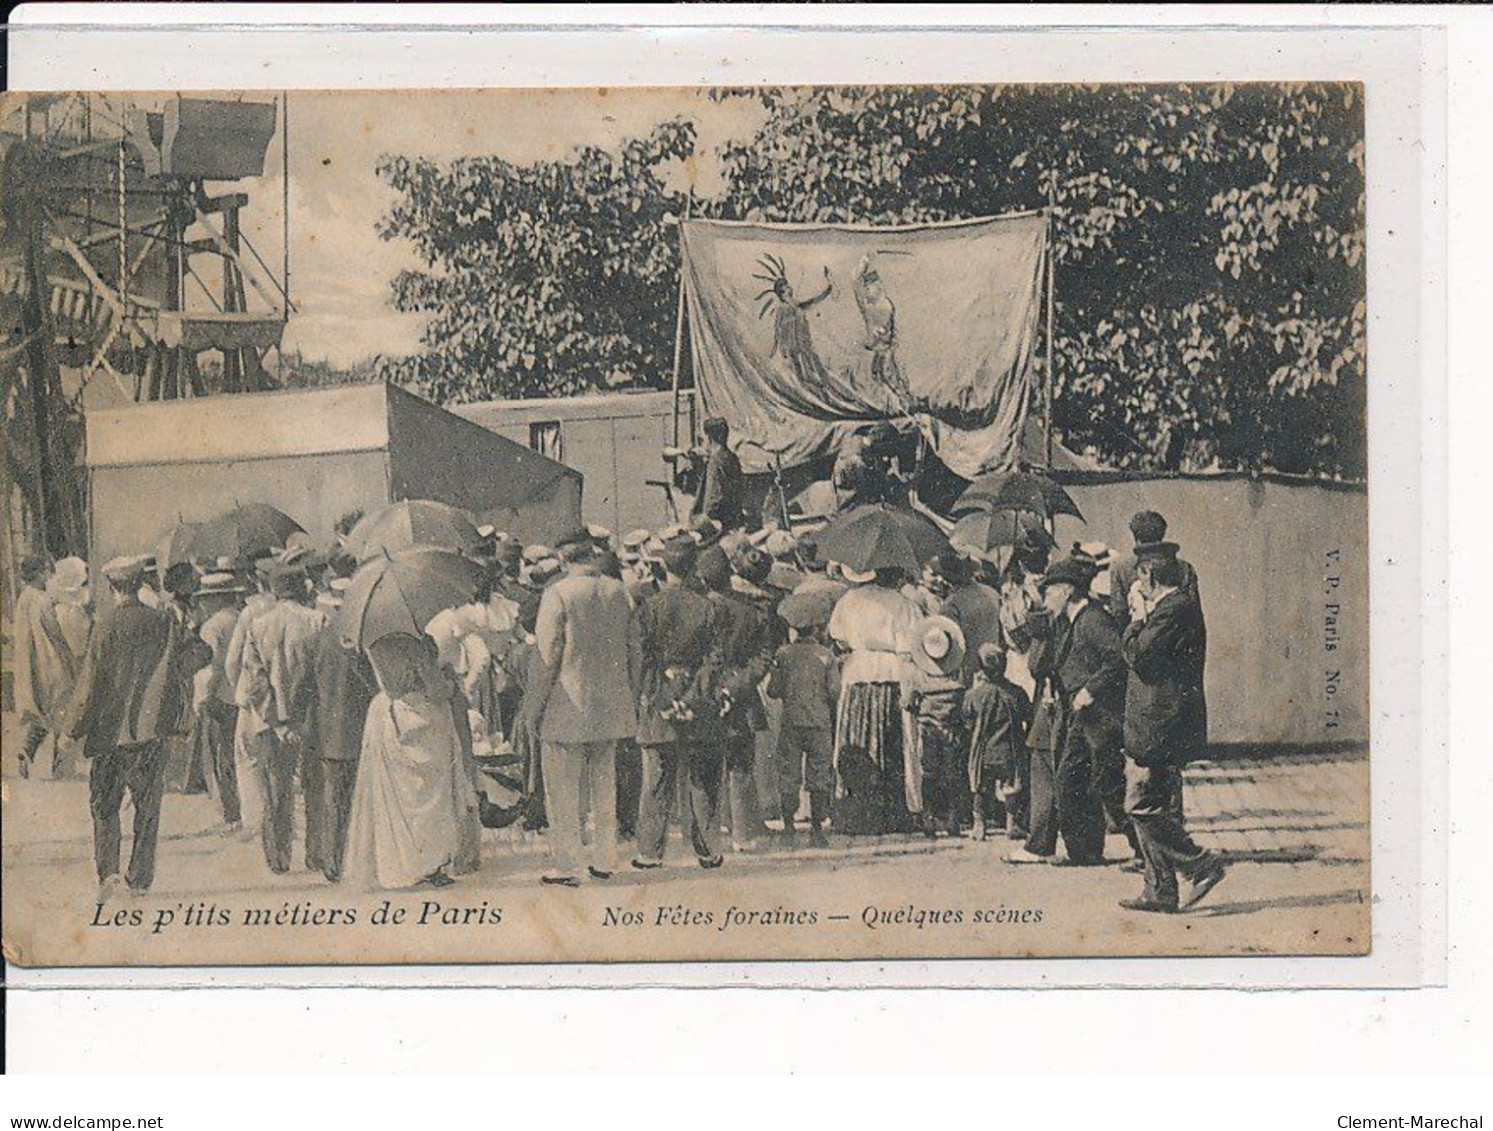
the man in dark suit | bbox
[1119,540,1225,913]
[1005,556,1126,867]
[690,417,745,532]
[68,556,204,902]
[631,536,723,870]
[309,577,377,883]
[693,545,784,854]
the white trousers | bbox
[540,740,618,877]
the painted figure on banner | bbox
[755,255,835,387]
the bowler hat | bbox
[1133,540,1181,564]
[1040,557,1098,593]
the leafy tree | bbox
[711,83,1366,477]
[375,120,695,402]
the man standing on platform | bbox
[529,536,642,886]
[1119,539,1226,913]
[68,556,201,902]
[691,416,745,533]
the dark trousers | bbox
[248,729,302,873]
[321,760,359,882]
[1025,718,1110,862]
[89,739,168,890]
[21,722,48,774]
[615,739,642,839]
[971,776,1007,834]
[1125,762,1209,907]
[636,739,724,863]
[774,724,834,797]
[301,740,326,874]
[196,701,241,824]
[918,722,966,831]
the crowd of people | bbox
[9,419,1226,915]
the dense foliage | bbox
[375,120,695,402]
[378,85,1365,477]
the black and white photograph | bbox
[0,83,1370,966]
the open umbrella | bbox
[809,504,948,576]
[953,470,1084,522]
[190,503,305,562]
[155,519,204,576]
[948,507,1054,556]
[778,580,848,630]
[338,547,484,651]
[347,500,482,562]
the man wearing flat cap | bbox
[1119,539,1225,912]
[67,557,204,901]
[690,417,745,533]
[1006,555,1126,867]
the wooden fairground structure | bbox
[1,93,289,587]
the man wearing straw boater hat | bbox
[1118,538,1225,913]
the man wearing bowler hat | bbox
[1119,539,1225,912]
[1005,555,1125,867]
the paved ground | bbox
[2,719,1369,966]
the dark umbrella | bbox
[810,504,948,576]
[338,547,483,651]
[948,507,1053,556]
[953,470,1084,522]
[778,581,847,630]
[347,500,482,562]
[190,503,305,562]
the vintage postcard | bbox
[1,85,1369,967]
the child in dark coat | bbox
[765,624,840,847]
[962,642,1032,841]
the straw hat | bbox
[913,615,967,679]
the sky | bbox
[218,89,765,368]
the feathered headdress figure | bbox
[752,254,791,319]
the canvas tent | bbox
[85,381,583,569]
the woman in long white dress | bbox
[344,633,477,890]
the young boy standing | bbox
[765,624,840,848]
[963,642,1032,841]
